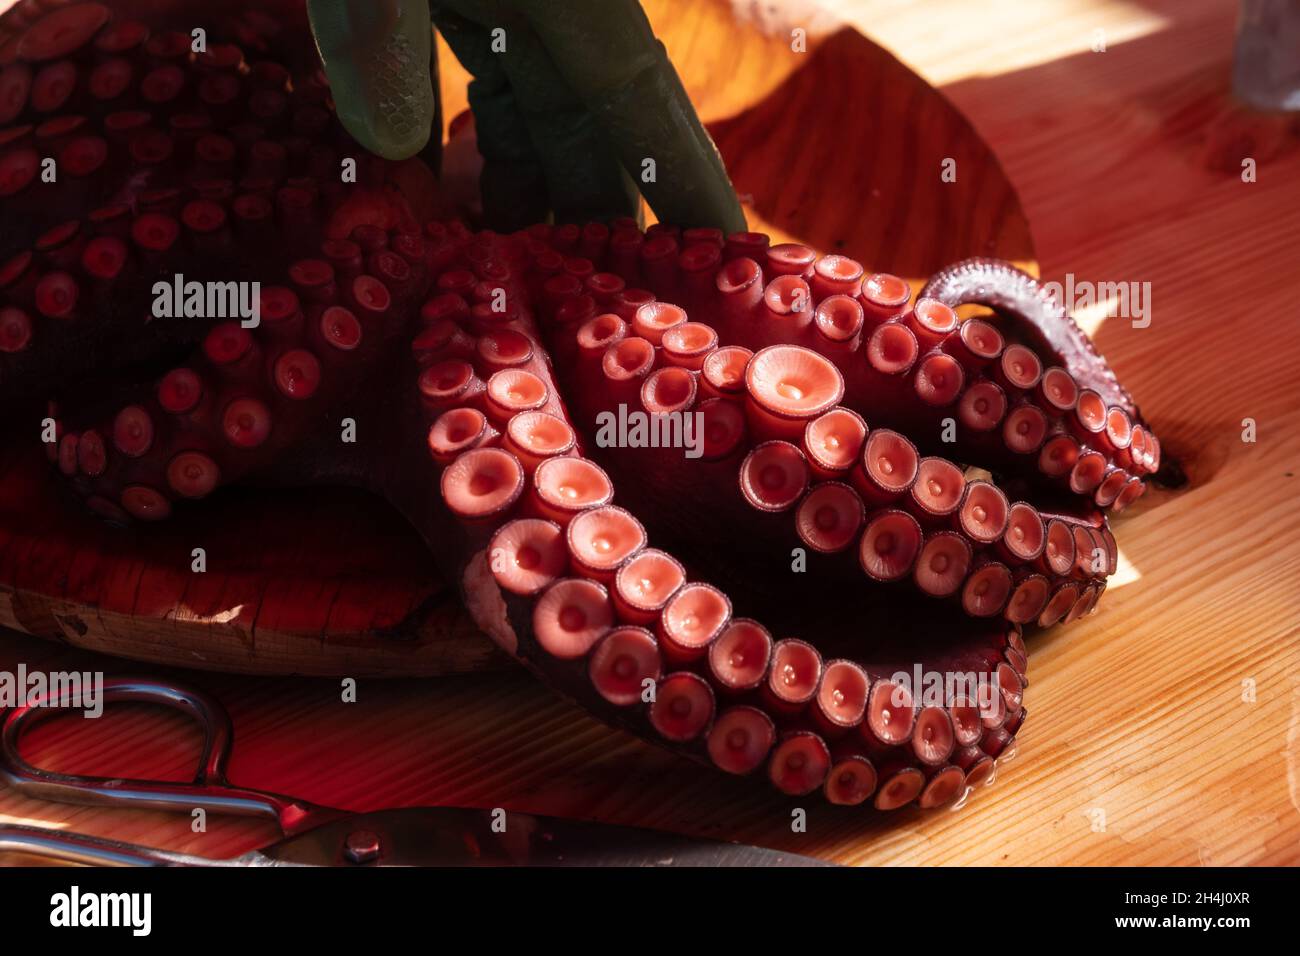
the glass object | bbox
[1233,0,1300,110]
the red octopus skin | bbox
[0,0,1161,811]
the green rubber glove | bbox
[306,0,437,162]
[306,0,745,233]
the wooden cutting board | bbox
[0,0,1032,676]
[4,0,1296,868]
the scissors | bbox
[0,677,828,867]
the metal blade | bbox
[255,808,832,867]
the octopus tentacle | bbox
[403,228,1034,809]
[0,1,405,401]
[920,257,1161,486]
[42,230,424,520]
[728,255,1153,509]
[920,259,1135,416]
[526,232,1113,622]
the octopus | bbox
[0,1,1161,813]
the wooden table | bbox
[2,0,1298,866]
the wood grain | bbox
[0,0,1029,675]
[2,0,1298,867]
[0,443,500,676]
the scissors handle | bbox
[0,677,336,836]
[0,824,225,867]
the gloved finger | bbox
[436,0,638,225]
[306,0,436,160]
[432,3,550,229]
[510,0,745,234]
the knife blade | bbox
[250,807,832,867]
